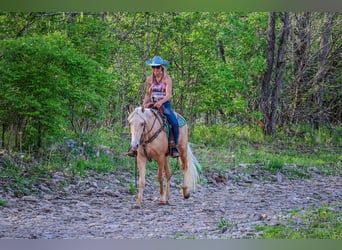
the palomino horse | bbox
[128,105,200,208]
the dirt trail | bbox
[0,170,341,239]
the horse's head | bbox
[128,107,148,151]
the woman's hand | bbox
[153,101,162,109]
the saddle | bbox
[147,103,186,150]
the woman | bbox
[127,56,180,158]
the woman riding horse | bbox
[128,56,180,158]
[127,105,200,208]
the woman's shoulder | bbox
[146,75,153,83]
[163,74,172,81]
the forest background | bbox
[0,12,340,148]
[0,12,341,238]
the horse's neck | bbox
[145,109,163,133]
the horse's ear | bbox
[141,105,145,113]
[128,104,134,114]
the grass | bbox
[0,124,340,196]
[254,203,342,239]
[0,156,50,197]
[218,218,234,230]
[191,124,341,179]
[172,233,196,239]
[0,199,8,207]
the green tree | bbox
[0,32,113,149]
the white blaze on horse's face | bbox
[129,115,145,151]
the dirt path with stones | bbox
[0,169,341,239]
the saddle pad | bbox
[176,113,187,127]
[164,112,186,137]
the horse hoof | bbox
[159,200,167,205]
[182,187,190,199]
[183,193,190,199]
[133,204,141,209]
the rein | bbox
[138,109,165,161]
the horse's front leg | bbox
[157,157,171,205]
[134,155,147,209]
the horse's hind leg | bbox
[180,145,190,199]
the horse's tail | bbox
[184,143,201,191]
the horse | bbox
[127,105,200,208]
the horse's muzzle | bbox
[130,140,139,150]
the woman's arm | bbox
[154,75,172,109]
[143,76,152,107]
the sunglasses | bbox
[152,66,161,69]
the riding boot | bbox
[127,147,137,157]
[171,146,180,158]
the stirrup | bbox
[171,147,180,158]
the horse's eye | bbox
[141,122,144,126]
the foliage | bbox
[1,12,341,152]
[0,31,114,149]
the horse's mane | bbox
[128,107,149,124]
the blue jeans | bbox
[162,101,179,146]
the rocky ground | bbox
[0,167,341,239]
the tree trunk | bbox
[291,12,311,125]
[218,40,226,64]
[1,124,5,148]
[261,12,276,136]
[261,12,290,136]
[269,13,290,135]
[313,12,334,127]
[37,122,42,149]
